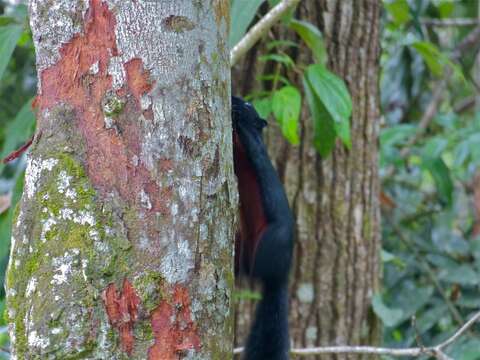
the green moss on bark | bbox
[133,271,165,312]
[6,152,133,358]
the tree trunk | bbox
[6,1,234,359]
[234,1,382,358]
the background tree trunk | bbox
[234,1,382,358]
[6,1,234,359]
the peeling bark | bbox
[234,1,382,359]
[7,0,233,359]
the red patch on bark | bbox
[123,58,154,119]
[158,159,174,172]
[34,0,170,215]
[103,279,141,355]
[148,285,201,360]
[31,96,39,110]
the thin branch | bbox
[412,315,425,350]
[230,0,301,66]
[435,310,480,350]
[421,18,480,27]
[453,26,480,58]
[234,311,480,358]
[398,77,447,159]
[453,95,475,113]
[2,134,35,164]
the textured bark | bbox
[234,1,382,358]
[6,1,234,359]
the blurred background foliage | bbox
[379,0,480,358]
[1,0,480,358]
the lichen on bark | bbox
[8,0,233,358]
[7,148,127,359]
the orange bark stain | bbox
[123,58,155,120]
[34,0,170,215]
[158,158,174,172]
[148,285,201,360]
[103,279,141,355]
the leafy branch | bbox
[230,0,301,66]
[230,0,352,156]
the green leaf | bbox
[229,0,265,47]
[252,97,272,119]
[438,264,479,286]
[372,294,404,327]
[381,250,405,267]
[17,29,31,47]
[380,124,416,147]
[437,1,454,18]
[256,73,291,86]
[266,39,299,51]
[0,5,27,27]
[290,19,327,65]
[0,24,23,81]
[384,0,411,26]
[456,292,480,309]
[411,41,443,76]
[304,64,352,148]
[0,98,36,175]
[381,250,396,263]
[450,339,480,360]
[259,53,295,67]
[412,41,465,81]
[303,76,336,156]
[422,137,448,159]
[10,4,28,22]
[423,156,453,207]
[272,86,301,145]
[0,16,18,27]
[0,173,24,263]
[453,140,470,167]
[388,284,434,325]
[413,303,449,334]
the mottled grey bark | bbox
[234,1,382,358]
[6,0,234,359]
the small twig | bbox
[234,311,480,357]
[382,77,447,178]
[421,18,480,27]
[230,0,301,66]
[399,77,447,158]
[2,134,35,164]
[452,26,480,59]
[412,315,425,350]
[435,311,480,350]
[453,95,475,113]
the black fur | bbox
[232,96,294,360]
